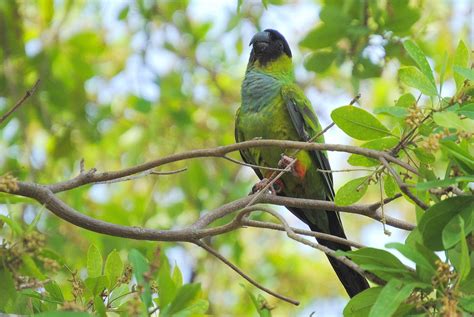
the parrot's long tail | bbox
[289,207,370,297]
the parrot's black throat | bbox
[249,29,292,66]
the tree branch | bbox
[44,140,418,193]
[380,157,429,210]
[0,79,40,126]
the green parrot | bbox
[235,29,369,297]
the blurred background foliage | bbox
[0,0,472,316]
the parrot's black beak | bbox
[249,31,270,52]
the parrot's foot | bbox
[250,178,284,195]
[278,154,299,177]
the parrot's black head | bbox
[249,29,292,66]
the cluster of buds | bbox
[422,133,443,152]
[406,291,426,311]
[0,174,19,192]
[120,264,133,284]
[432,260,457,287]
[405,105,424,127]
[61,301,85,312]
[22,232,46,254]
[457,131,473,140]
[150,280,158,293]
[39,256,61,272]
[68,271,84,301]
[126,292,143,316]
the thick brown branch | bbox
[45,140,418,193]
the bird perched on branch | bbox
[235,29,369,297]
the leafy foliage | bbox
[0,0,473,316]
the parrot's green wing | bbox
[282,86,335,200]
[234,107,264,180]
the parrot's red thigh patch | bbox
[294,160,307,179]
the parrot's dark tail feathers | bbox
[289,206,370,297]
[325,248,370,297]
[312,224,370,298]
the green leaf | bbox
[161,283,202,317]
[84,276,109,297]
[395,93,416,108]
[384,2,420,34]
[415,176,474,191]
[454,65,474,82]
[94,295,107,317]
[403,40,435,88]
[300,5,351,49]
[331,106,392,140]
[304,50,336,73]
[105,250,123,289]
[457,217,471,282]
[384,174,398,197]
[453,40,470,89]
[108,284,129,307]
[172,299,209,317]
[399,66,438,96]
[343,287,382,317]
[0,215,23,235]
[442,215,465,249]
[439,51,448,93]
[440,140,474,174]
[158,256,177,309]
[335,177,369,206]
[412,148,435,164]
[241,284,272,317]
[374,106,408,118]
[338,248,410,281]
[21,255,46,280]
[87,244,103,278]
[44,281,64,303]
[118,5,129,20]
[0,269,17,309]
[433,112,472,132]
[172,264,183,287]
[300,24,346,49]
[418,196,474,250]
[458,103,474,119]
[459,294,474,313]
[368,279,416,317]
[386,242,435,274]
[128,249,152,308]
[347,137,399,167]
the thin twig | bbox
[241,219,366,249]
[94,168,188,185]
[0,79,41,125]
[194,239,300,306]
[380,157,429,210]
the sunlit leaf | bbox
[331,106,392,140]
[399,66,438,96]
[403,40,435,87]
[418,196,474,250]
[87,244,103,278]
[368,279,416,317]
[335,177,369,206]
[453,40,470,89]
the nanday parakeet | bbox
[235,29,369,297]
